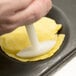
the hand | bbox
[0,0,52,35]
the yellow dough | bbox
[0,17,65,62]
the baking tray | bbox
[0,0,76,76]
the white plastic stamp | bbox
[17,24,56,58]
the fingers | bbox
[0,0,52,35]
[0,0,34,16]
[7,0,52,25]
[8,0,34,12]
[0,23,20,35]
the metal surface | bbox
[0,0,76,76]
